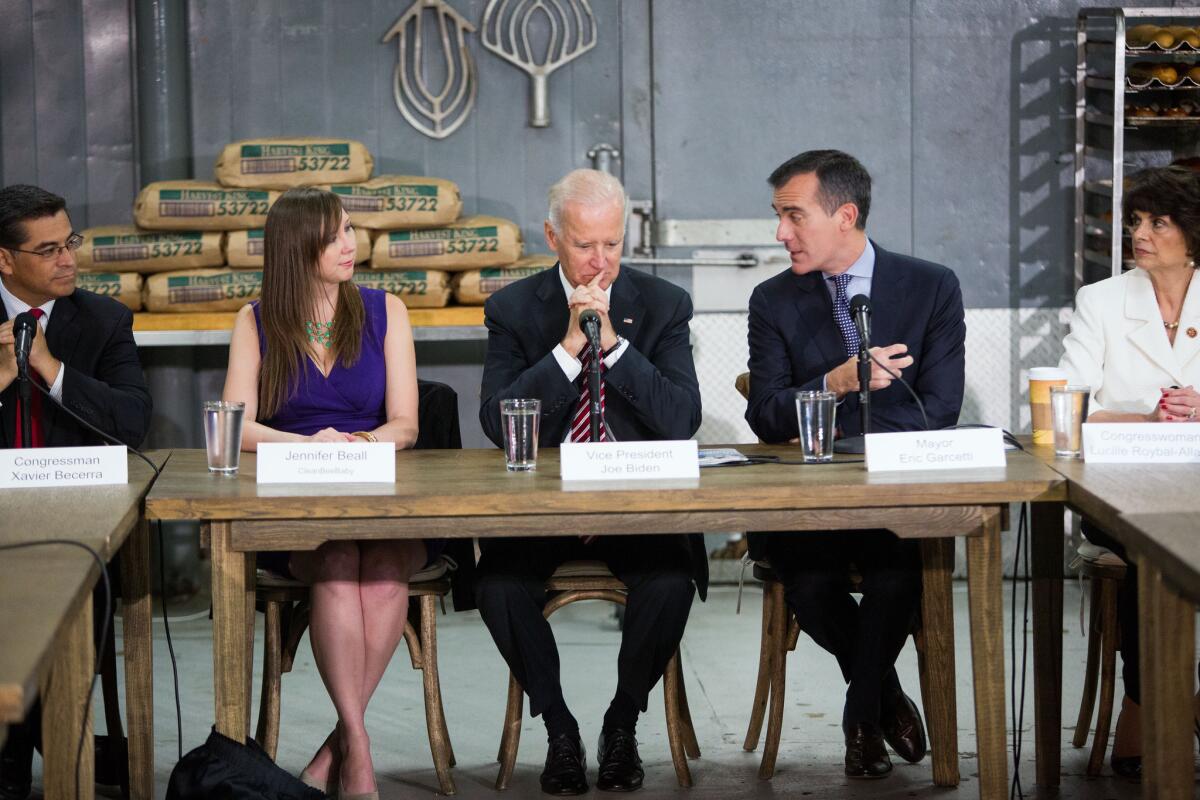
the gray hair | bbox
[547,169,629,232]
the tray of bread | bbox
[1125,24,1200,54]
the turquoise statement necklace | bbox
[305,320,333,347]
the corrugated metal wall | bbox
[7,0,1197,308]
[0,0,137,229]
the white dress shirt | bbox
[0,278,66,401]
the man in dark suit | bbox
[0,184,152,800]
[745,150,965,779]
[477,169,703,795]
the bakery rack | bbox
[1074,7,1200,288]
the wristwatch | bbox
[603,336,625,358]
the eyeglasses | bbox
[7,233,84,260]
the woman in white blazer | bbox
[1058,165,1200,780]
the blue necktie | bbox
[830,273,860,357]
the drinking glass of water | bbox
[501,399,541,471]
[203,401,245,475]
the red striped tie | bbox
[13,307,45,448]
[569,345,607,442]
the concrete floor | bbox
[32,580,1197,798]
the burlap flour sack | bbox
[371,216,522,270]
[354,270,451,308]
[76,226,225,273]
[144,269,262,313]
[134,182,277,230]
[452,255,557,304]
[225,227,371,267]
[323,176,461,230]
[75,272,143,311]
[214,138,373,189]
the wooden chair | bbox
[733,371,941,779]
[1070,541,1128,777]
[254,559,459,796]
[741,561,932,778]
[494,560,700,790]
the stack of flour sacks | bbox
[75,137,555,314]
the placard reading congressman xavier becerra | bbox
[0,445,128,488]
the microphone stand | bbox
[584,322,603,442]
[857,340,871,437]
[17,370,32,449]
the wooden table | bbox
[1028,446,1200,799]
[147,444,1063,798]
[0,454,161,800]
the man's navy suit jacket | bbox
[478,264,708,598]
[745,241,965,444]
[1,289,151,449]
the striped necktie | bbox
[830,273,860,357]
[569,345,607,442]
[13,307,45,448]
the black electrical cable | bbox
[156,520,184,761]
[26,380,162,478]
[0,539,110,800]
[1009,503,1031,800]
[868,349,929,431]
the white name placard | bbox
[560,440,699,481]
[1082,423,1200,463]
[865,428,1006,472]
[0,445,127,488]
[257,442,395,483]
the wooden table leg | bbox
[1030,501,1063,791]
[919,537,958,787]
[1137,558,1194,799]
[41,596,94,800]
[120,517,154,800]
[210,521,254,741]
[967,512,1007,800]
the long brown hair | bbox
[257,187,365,420]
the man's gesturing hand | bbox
[825,343,913,398]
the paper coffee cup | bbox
[1029,367,1068,444]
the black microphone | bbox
[13,311,37,377]
[849,294,871,345]
[578,309,604,441]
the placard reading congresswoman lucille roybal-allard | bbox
[0,446,128,488]
[1082,423,1200,463]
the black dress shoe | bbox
[596,727,643,792]
[843,722,892,779]
[94,734,129,789]
[1111,754,1142,782]
[541,733,588,796]
[881,688,927,763]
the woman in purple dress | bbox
[223,187,424,800]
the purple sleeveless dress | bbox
[252,286,441,575]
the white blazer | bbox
[1059,268,1200,414]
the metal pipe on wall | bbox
[133,0,192,184]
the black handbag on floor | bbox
[165,728,324,800]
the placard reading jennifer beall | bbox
[1082,423,1200,463]
[257,442,395,483]
[560,441,700,481]
[0,445,128,488]
[865,428,1006,472]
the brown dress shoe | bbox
[843,722,892,779]
[881,688,927,763]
